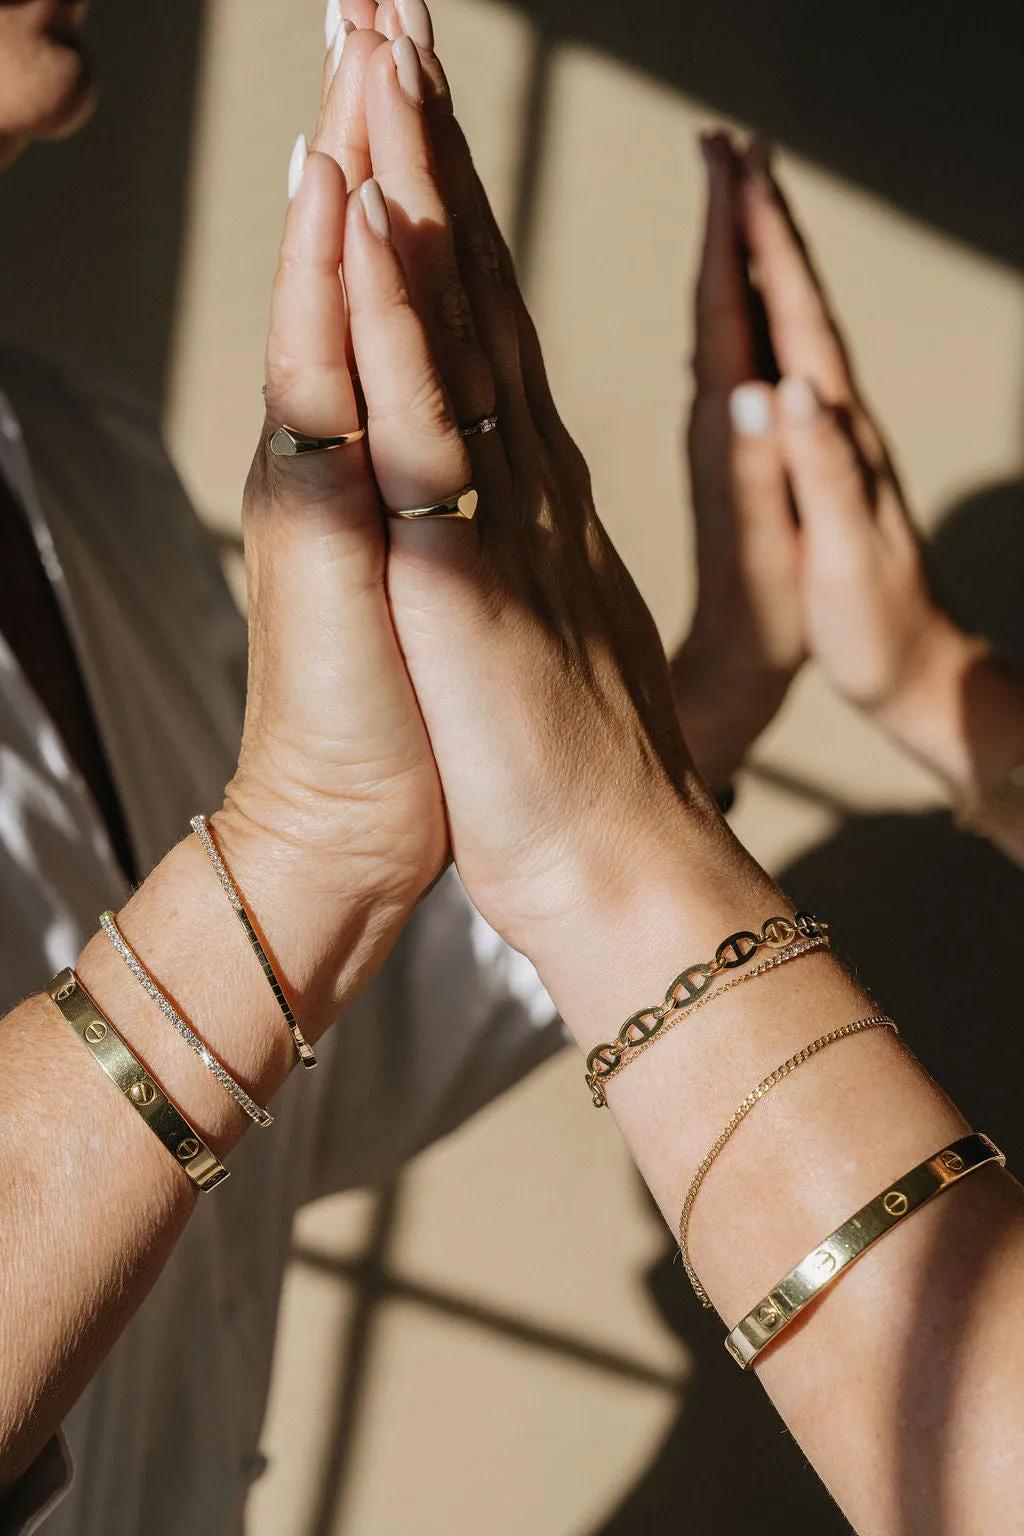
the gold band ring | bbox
[388,487,479,521]
[269,424,366,457]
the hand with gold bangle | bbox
[313,15,1024,1531]
[3,9,1024,1534]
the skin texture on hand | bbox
[317,24,716,965]
[229,128,448,939]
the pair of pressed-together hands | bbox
[228,0,713,1026]
[675,133,976,796]
[229,0,961,1019]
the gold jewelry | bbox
[678,1014,897,1307]
[596,936,828,1095]
[190,814,316,1069]
[725,1131,1004,1369]
[460,414,498,438]
[99,911,274,1128]
[586,913,830,1107]
[47,969,229,1192]
[269,424,366,457]
[387,486,478,520]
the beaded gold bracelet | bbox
[585,913,829,1107]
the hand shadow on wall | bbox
[591,476,1024,1535]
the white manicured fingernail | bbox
[779,376,821,426]
[325,0,342,46]
[287,133,307,201]
[360,178,392,241]
[730,384,773,438]
[396,0,433,50]
[333,18,356,74]
[393,36,424,104]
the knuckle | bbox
[459,220,502,282]
[371,369,454,438]
[434,272,477,344]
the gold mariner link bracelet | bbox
[585,913,830,1107]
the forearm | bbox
[0,811,405,1490]
[525,807,1024,1533]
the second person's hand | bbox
[324,18,773,1006]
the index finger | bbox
[693,132,756,392]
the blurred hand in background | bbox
[670,134,804,796]
[672,133,1018,816]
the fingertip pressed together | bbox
[395,0,434,50]
[778,375,821,426]
[287,133,308,201]
[360,177,392,242]
[730,383,774,439]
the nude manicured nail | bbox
[325,0,342,46]
[396,0,433,50]
[730,384,773,438]
[333,18,356,74]
[287,133,307,201]
[360,178,392,241]
[779,376,821,426]
[393,35,424,104]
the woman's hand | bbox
[217,23,448,1008]
[671,135,804,793]
[320,24,737,973]
[737,156,1024,828]
[738,155,974,731]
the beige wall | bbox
[159,2,1023,1531]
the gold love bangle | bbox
[679,1014,897,1307]
[190,815,316,1070]
[586,912,830,1107]
[725,1131,1005,1369]
[47,969,229,1192]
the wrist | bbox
[671,644,797,794]
[869,608,990,793]
[209,801,418,1026]
[511,794,781,1055]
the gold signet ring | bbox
[388,487,478,521]
[269,425,366,457]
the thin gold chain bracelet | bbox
[585,912,830,1107]
[678,1014,897,1308]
